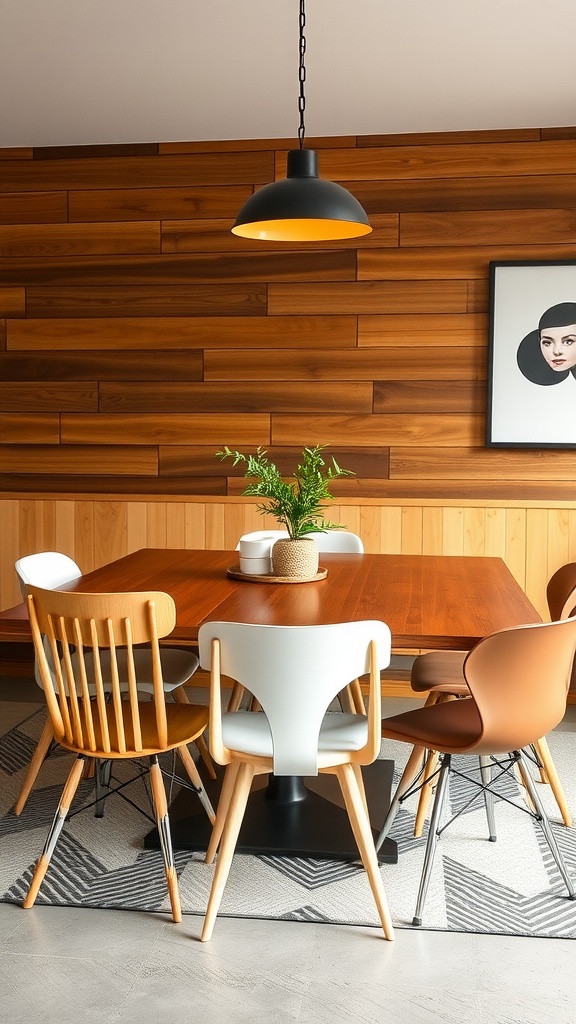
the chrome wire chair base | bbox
[409,749,576,927]
[376,745,576,927]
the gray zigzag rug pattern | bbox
[1,705,576,937]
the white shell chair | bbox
[13,551,214,816]
[197,618,394,942]
[229,530,365,714]
[307,531,364,553]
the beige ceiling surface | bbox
[2,0,576,148]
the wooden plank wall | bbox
[2,128,576,616]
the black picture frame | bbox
[487,260,576,449]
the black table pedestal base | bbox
[145,758,397,864]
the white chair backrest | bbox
[307,531,364,553]
[15,551,82,600]
[15,551,82,689]
[198,620,391,775]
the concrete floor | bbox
[1,689,575,1023]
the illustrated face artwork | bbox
[539,324,576,371]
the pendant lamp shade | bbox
[232,149,372,241]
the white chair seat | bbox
[221,710,368,759]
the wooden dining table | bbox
[0,547,540,863]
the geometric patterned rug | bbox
[2,705,576,938]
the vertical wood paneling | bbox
[443,508,465,555]
[401,506,423,554]
[2,497,576,621]
[504,508,527,591]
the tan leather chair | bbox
[377,616,576,927]
[22,586,215,921]
[408,562,576,834]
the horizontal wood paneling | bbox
[68,185,254,222]
[0,250,356,286]
[26,285,267,317]
[8,316,356,351]
[0,127,575,532]
[0,446,157,474]
[357,129,542,147]
[268,281,468,315]
[0,152,275,191]
[374,381,485,414]
[0,288,25,317]
[0,191,68,224]
[0,350,203,381]
[0,383,97,412]
[358,244,576,280]
[271,414,483,447]
[358,313,487,346]
[0,223,160,257]
[99,381,373,414]
[204,347,485,381]
[158,446,390,479]
[400,210,576,247]
[343,175,576,213]
[390,448,576,480]
[308,141,576,181]
[61,413,270,445]
[0,414,59,443]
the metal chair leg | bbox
[23,755,85,908]
[375,743,427,852]
[480,755,497,842]
[149,755,182,923]
[94,759,112,818]
[413,754,451,926]
[517,749,576,900]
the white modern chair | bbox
[308,530,364,553]
[229,529,365,713]
[13,551,214,815]
[235,529,363,554]
[197,618,394,942]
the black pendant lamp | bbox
[232,0,371,242]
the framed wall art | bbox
[487,260,576,448]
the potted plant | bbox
[216,444,354,577]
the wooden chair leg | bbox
[227,682,246,711]
[23,755,85,908]
[412,692,454,837]
[332,763,394,941]
[338,686,356,713]
[194,733,217,780]
[149,757,182,923]
[413,749,440,838]
[201,762,256,942]
[177,743,215,824]
[533,736,572,827]
[13,718,55,816]
[349,678,366,714]
[205,762,240,864]
[172,686,217,778]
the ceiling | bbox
[2,0,576,149]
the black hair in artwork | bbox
[516,302,576,385]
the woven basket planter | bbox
[271,537,319,578]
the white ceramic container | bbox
[238,531,288,574]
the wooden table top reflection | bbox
[23,547,541,651]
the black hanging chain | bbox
[297,0,307,148]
